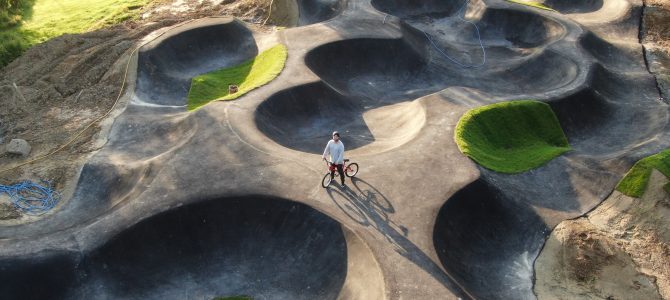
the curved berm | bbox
[371,0,462,18]
[475,8,565,48]
[434,179,549,299]
[544,0,604,13]
[305,36,443,102]
[297,0,347,25]
[135,19,258,106]
[0,0,668,299]
[0,197,365,299]
[255,81,425,154]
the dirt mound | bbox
[535,170,670,299]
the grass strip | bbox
[616,149,670,198]
[506,0,556,11]
[454,100,571,173]
[187,44,288,111]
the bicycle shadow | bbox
[325,177,469,298]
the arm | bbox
[334,143,344,163]
[322,140,331,160]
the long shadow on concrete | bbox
[325,177,470,298]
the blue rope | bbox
[0,181,60,215]
[407,0,487,68]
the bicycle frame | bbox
[325,159,347,173]
[322,158,358,188]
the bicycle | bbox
[322,158,359,188]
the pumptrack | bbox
[0,0,668,299]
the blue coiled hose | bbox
[0,180,60,215]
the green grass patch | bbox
[454,100,571,173]
[506,0,556,11]
[0,0,152,67]
[615,149,670,198]
[187,44,288,111]
[0,30,29,66]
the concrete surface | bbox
[0,0,668,299]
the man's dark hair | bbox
[333,131,340,137]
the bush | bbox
[0,10,22,29]
[0,31,27,66]
[0,0,32,29]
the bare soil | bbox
[535,170,670,300]
[0,0,272,223]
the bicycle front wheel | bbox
[322,173,333,188]
[345,163,359,177]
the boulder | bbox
[6,139,31,156]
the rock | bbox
[6,139,31,156]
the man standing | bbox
[322,131,345,186]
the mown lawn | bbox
[454,100,571,173]
[1,0,152,67]
[187,44,288,111]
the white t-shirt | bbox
[323,139,345,164]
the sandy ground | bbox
[534,170,670,299]
[0,0,272,224]
[534,3,670,298]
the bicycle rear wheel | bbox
[345,163,359,177]
[322,173,333,188]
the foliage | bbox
[0,30,27,66]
